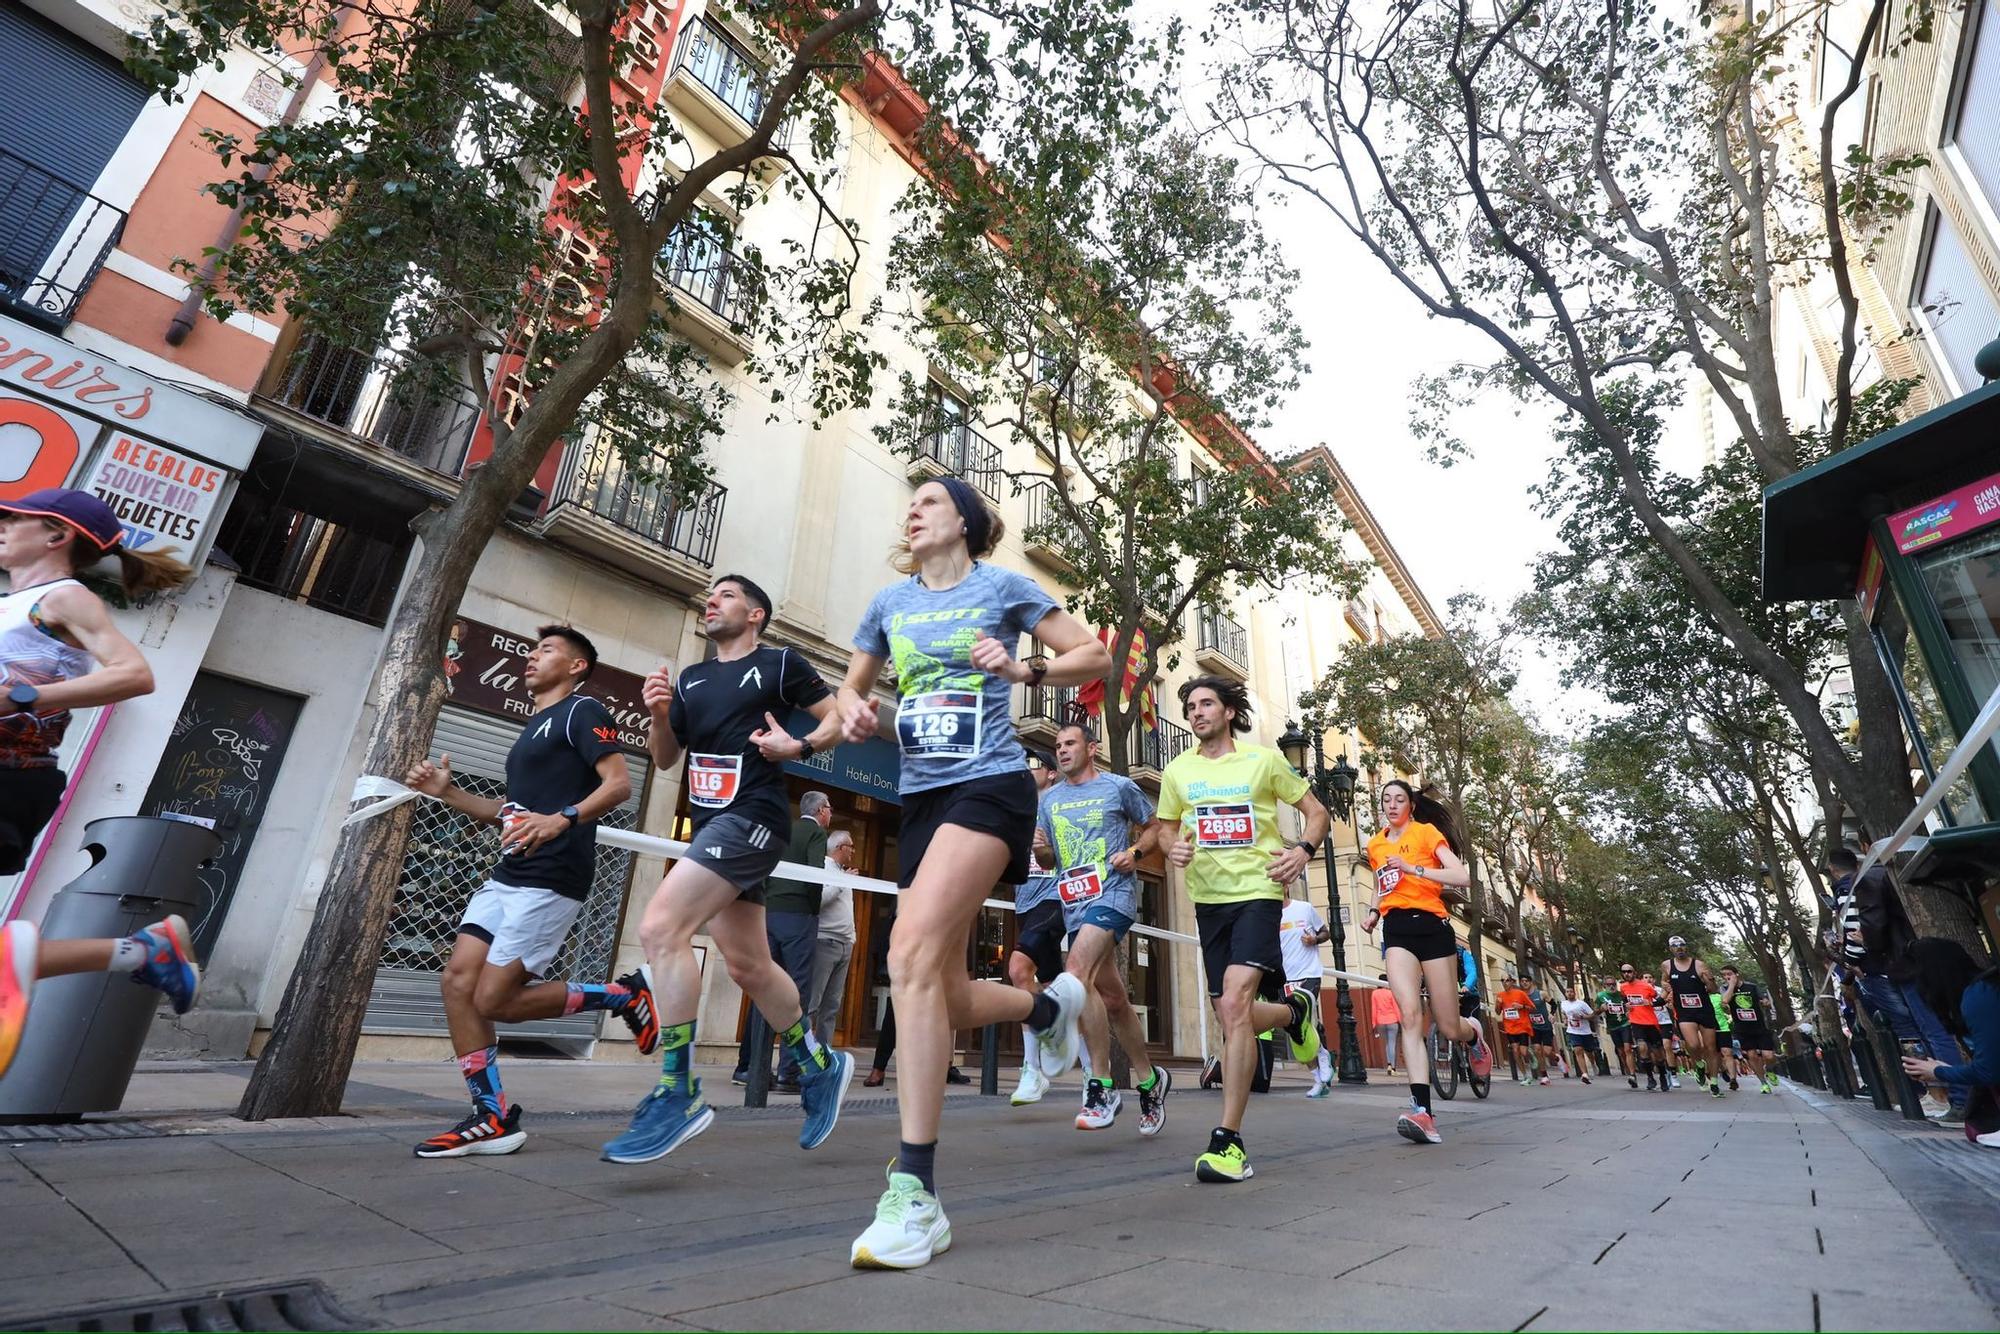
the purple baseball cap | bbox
[0,488,124,552]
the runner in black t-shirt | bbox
[602,574,855,1166]
[405,626,647,1158]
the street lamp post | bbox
[1280,718,1367,1085]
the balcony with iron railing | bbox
[1023,484,1082,577]
[1124,717,1194,792]
[1140,571,1181,627]
[1016,679,1080,749]
[906,418,1003,500]
[1196,605,1249,679]
[658,223,759,364]
[0,149,127,332]
[663,14,789,163]
[538,428,726,592]
[263,334,482,477]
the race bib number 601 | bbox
[1193,802,1256,848]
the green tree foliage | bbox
[879,54,1363,768]
[131,0,1180,1117]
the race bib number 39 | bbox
[1679,993,1704,1010]
[688,754,742,808]
[898,690,982,758]
[1056,865,1105,905]
[1194,802,1256,848]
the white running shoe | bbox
[851,1167,951,1270]
[1009,1065,1049,1106]
[1034,974,1086,1078]
[1669,1075,1682,1089]
[1075,1081,1122,1130]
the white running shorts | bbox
[458,880,583,978]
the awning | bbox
[1760,378,2000,600]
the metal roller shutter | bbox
[0,9,149,285]
[363,705,650,1038]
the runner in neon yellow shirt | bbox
[1155,675,1329,1184]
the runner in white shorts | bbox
[404,626,654,1158]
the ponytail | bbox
[114,545,196,598]
[1383,778,1463,854]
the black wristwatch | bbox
[1291,838,1318,856]
[797,738,816,761]
[7,683,39,715]
[559,805,580,826]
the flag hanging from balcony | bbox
[1076,626,1156,732]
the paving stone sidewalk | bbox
[3,1061,1994,1331]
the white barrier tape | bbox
[1857,681,2000,880]
[343,777,1394,995]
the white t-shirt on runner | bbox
[1279,899,1326,981]
[1561,999,1594,1036]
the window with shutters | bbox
[0,8,146,329]
[1944,0,2000,242]
[1911,205,2000,395]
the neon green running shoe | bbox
[1283,984,1322,1065]
[1195,1137,1254,1183]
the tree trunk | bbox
[236,478,516,1118]
[239,281,650,1117]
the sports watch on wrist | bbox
[797,738,816,761]
[7,683,39,715]
[559,805,580,826]
[1291,839,1318,856]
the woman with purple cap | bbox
[835,477,1111,1270]
[0,487,200,1081]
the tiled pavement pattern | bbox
[3,1063,1994,1331]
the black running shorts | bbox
[1012,899,1064,983]
[897,770,1037,887]
[1608,1025,1633,1046]
[1734,1023,1773,1051]
[1379,906,1456,962]
[1195,898,1286,1000]
[0,767,67,876]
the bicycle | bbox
[1422,988,1491,1100]
[1429,993,1492,1100]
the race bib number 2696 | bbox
[1194,802,1256,848]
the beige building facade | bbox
[5,0,1459,1072]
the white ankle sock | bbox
[109,937,148,971]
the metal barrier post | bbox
[743,1012,772,1109]
[981,1023,1000,1095]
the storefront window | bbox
[1875,581,1989,826]
[1915,527,2000,811]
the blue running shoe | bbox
[602,1078,714,1164]
[799,1049,854,1150]
[131,916,200,1014]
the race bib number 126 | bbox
[897,690,982,758]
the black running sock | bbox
[1026,991,1060,1032]
[1209,1125,1242,1150]
[1411,1082,1432,1114]
[898,1140,937,1193]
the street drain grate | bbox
[0,1120,167,1143]
[10,1280,369,1332]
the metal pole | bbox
[743,1011,772,1109]
[980,1022,1000,1095]
[1313,729,1367,1085]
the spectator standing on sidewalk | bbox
[808,829,858,1055]
[1901,939,2000,1148]
[1827,846,1964,1120]
[1371,976,1401,1075]
[735,790,833,1092]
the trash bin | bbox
[0,816,220,1122]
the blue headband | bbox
[938,476,991,553]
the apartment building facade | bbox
[2,0,1456,1068]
